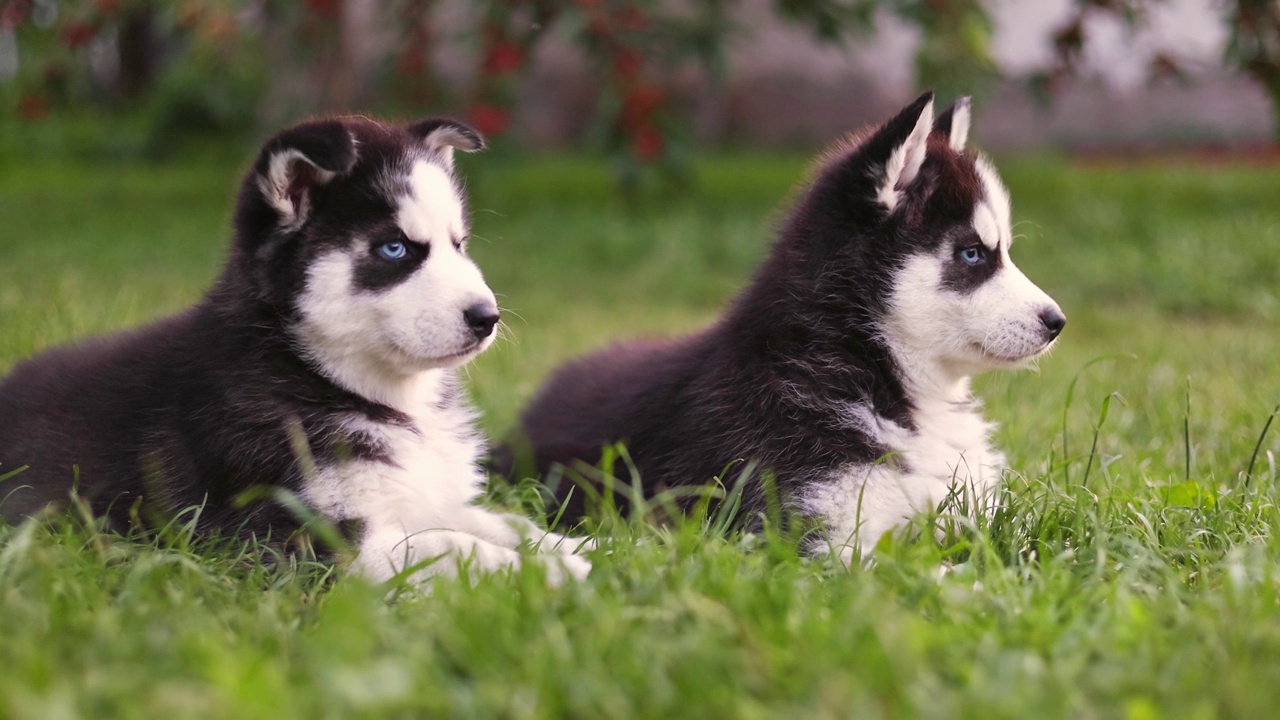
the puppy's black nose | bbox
[1039,308,1066,339]
[463,303,500,340]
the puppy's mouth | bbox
[420,337,494,367]
[431,346,482,365]
[973,339,1056,366]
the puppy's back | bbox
[0,311,199,520]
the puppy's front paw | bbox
[542,552,592,586]
[551,533,597,555]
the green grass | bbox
[2,147,1280,719]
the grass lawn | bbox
[1,143,1279,719]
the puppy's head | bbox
[232,117,496,394]
[786,93,1065,382]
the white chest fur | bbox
[302,375,487,532]
[800,396,1005,563]
[300,371,591,585]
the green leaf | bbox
[1165,480,1215,509]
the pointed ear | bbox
[863,91,934,213]
[406,118,485,169]
[933,96,971,153]
[254,120,357,228]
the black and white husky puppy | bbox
[516,93,1065,562]
[0,117,590,583]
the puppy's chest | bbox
[838,401,1005,487]
[892,404,1004,482]
[304,407,484,524]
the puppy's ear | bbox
[406,118,485,170]
[254,119,358,228]
[859,91,934,213]
[933,96,971,153]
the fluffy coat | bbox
[0,117,590,584]
[515,93,1064,561]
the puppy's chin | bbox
[396,339,493,372]
[970,339,1056,370]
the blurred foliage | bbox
[1,0,1277,173]
[2,0,269,155]
[1225,0,1280,139]
[1036,0,1280,139]
[0,0,997,169]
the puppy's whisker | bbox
[497,306,528,327]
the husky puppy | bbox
[516,93,1065,562]
[0,117,590,583]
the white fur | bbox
[807,149,1059,560]
[419,126,480,170]
[301,372,591,586]
[877,99,934,212]
[258,148,340,230]
[883,248,1058,385]
[882,150,1060,384]
[973,155,1012,239]
[972,203,1001,251]
[947,97,971,153]
[802,396,1002,564]
[291,157,591,586]
[294,160,497,405]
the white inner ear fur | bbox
[878,99,934,212]
[258,149,337,229]
[948,97,971,153]
[422,127,480,170]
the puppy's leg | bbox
[458,507,595,551]
[354,525,585,586]
[453,507,594,580]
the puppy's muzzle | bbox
[464,303,500,340]
[1038,307,1066,341]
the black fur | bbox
[352,228,431,292]
[406,118,486,152]
[0,116,482,543]
[513,94,992,522]
[939,228,1002,293]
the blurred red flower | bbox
[398,49,426,76]
[1,1,29,30]
[620,6,648,31]
[17,93,49,122]
[621,85,664,129]
[632,126,663,160]
[612,48,642,81]
[305,0,341,19]
[469,104,510,137]
[483,41,523,75]
[60,21,96,49]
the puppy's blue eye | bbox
[959,246,984,265]
[377,241,407,260]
